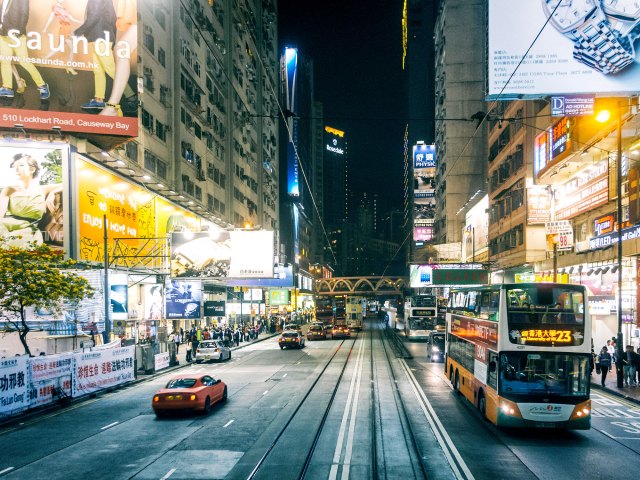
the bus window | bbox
[488,351,498,390]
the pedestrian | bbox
[636,346,640,385]
[622,345,638,387]
[597,346,612,387]
[174,330,181,354]
[234,328,240,347]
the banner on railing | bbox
[28,353,73,408]
[0,356,29,419]
[72,346,135,397]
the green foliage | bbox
[40,149,63,185]
[0,239,94,355]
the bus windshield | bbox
[409,317,435,331]
[499,352,589,398]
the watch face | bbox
[601,0,640,18]
[543,0,598,32]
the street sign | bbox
[545,221,573,251]
[551,95,595,117]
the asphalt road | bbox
[1,324,639,480]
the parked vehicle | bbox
[195,340,231,363]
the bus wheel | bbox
[478,391,486,419]
[449,366,454,384]
[454,371,460,393]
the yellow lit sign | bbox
[521,329,572,343]
[325,126,344,137]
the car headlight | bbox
[432,346,440,352]
[153,395,160,402]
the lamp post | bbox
[615,108,624,388]
[596,104,625,387]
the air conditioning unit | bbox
[143,67,153,76]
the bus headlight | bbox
[500,399,522,417]
[570,399,591,420]
[432,346,440,352]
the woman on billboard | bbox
[0,153,62,246]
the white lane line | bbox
[341,338,366,480]
[223,420,234,428]
[263,390,269,395]
[0,467,15,475]
[329,337,365,480]
[160,468,176,479]
[100,421,119,430]
[282,373,287,378]
[399,359,474,480]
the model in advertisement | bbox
[99,0,136,117]
[0,152,62,247]
[42,0,83,75]
[0,0,50,99]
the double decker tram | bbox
[446,283,591,429]
[404,295,440,340]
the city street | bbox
[0,322,638,479]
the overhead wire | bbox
[235,0,338,266]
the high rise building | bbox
[433,0,488,245]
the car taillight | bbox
[189,394,197,401]
[153,395,160,402]
[196,349,200,353]
[294,338,299,342]
[214,348,220,352]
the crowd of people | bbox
[595,338,640,387]
[169,323,266,362]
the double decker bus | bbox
[404,295,440,340]
[346,296,365,330]
[315,296,334,328]
[446,283,591,429]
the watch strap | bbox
[573,20,635,74]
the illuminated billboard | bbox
[282,47,299,197]
[413,144,436,242]
[409,263,486,287]
[229,230,274,278]
[75,156,202,262]
[534,117,573,178]
[325,126,345,155]
[488,0,640,98]
[0,0,138,136]
[0,140,68,250]
[526,186,551,225]
[165,279,201,320]
[555,160,609,220]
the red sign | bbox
[0,110,136,136]
[450,314,498,350]
[594,213,615,236]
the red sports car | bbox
[152,375,227,417]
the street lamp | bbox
[596,103,624,388]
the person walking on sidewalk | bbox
[622,345,638,387]
[174,330,182,354]
[597,346,612,387]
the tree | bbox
[0,240,94,356]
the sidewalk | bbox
[591,369,640,406]
[135,330,280,382]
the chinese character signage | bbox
[410,263,486,287]
[71,346,135,397]
[28,353,72,408]
[527,186,551,225]
[413,143,436,242]
[0,0,138,136]
[488,0,640,98]
[0,356,28,419]
[555,160,609,220]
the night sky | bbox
[278,0,407,218]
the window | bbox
[158,47,166,67]
[141,109,154,131]
[155,120,167,142]
[143,27,155,54]
[125,142,138,163]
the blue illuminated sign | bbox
[414,144,436,168]
[283,48,300,197]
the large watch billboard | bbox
[488,0,640,98]
[0,0,138,136]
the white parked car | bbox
[195,340,231,363]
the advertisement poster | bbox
[71,346,135,397]
[204,300,225,317]
[28,353,72,408]
[75,156,202,263]
[0,0,138,136]
[413,144,436,242]
[283,48,299,197]
[488,0,640,98]
[165,279,201,319]
[0,140,67,249]
[527,186,551,225]
[269,289,290,305]
[229,230,274,278]
[143,284,163,320]
[170,230,231,278]
[0,355,29,418]
[109,273,128,320]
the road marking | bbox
[282,373,287,378]
[399,359,474,480]
[223,420,234,428]
[160,468,176,479]
[0,467,14,475]
[100,421,119,430]
[329,336,365,480]
[263,390,269,395]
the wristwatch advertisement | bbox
[543,0,640,74]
